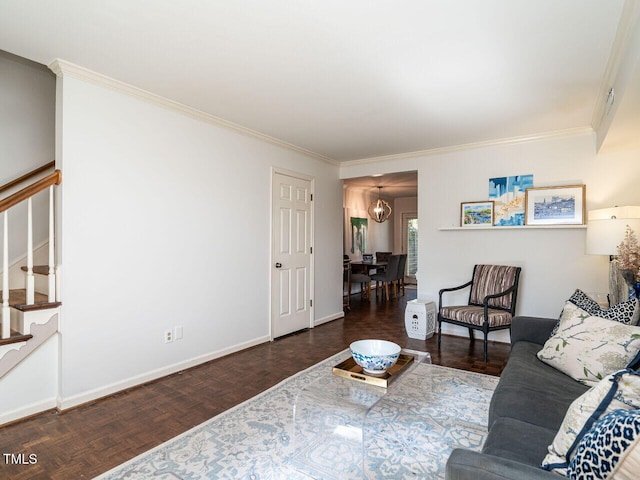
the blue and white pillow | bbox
[542,369,640,475]
[568,409,640,479]
[567,289,639,325]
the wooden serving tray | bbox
[332,353,415,388]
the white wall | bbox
[53,72,342,408]
[0,335,58,425]
[343,185,393,258]
[0,51,55,266]
[341,131,640,342]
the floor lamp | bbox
[586,206,640,306]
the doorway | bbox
[271,169,314,338]
[342,170,418,285]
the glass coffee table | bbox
[291,349,431,479]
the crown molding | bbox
[341,126,595,167]
[591,0,640,132]
[48,59,338,166]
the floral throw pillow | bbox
[538,302,640,386]
[549,290,640,340]
[542,370,640,475]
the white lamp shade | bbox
[586,206,640,255]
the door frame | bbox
[270,167,315,340]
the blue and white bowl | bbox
[350,339,401,375]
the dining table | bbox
[349,260,387,273]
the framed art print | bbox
[525,185,586,225]
[461,201,494,227]
[489,174,533,226]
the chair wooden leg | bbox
[483,335,488,363]
[483,325,490,362]
[437,319,442,347]
[468,328,474,340]
[384,282,390,301]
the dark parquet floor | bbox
[0,288,510,479]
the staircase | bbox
[0,163,62,378]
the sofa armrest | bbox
[446,449,559,480]
[510,316,557,347]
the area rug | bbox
[95,350,498,479]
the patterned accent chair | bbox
[437,264,522,362]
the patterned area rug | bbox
[96,350,498,479]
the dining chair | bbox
[343,258,351,311]
[375,251,392,263]
[371,254,401,301]
[395,254,407,296]
[343,256,371,303]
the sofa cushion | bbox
[537,302,640,386]
[489,341,589,430]
[482,417,556,468]
[567,409,640,480]
[542,370,640,476]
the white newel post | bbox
[2,211,9,339]
[48,186,56,303]
[26,197,35,305]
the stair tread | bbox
[20,265,51,275]
[0,331,33,347]
[0,289,49,307]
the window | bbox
[402,214,418,278]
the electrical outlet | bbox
[164,329,173,343]
[174,325,183,340]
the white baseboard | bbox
[57,335,271,411]
[314,311,344,327]
[0,397,57,427]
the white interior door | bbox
[271,171,313,338]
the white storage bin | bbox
[405,299,436,340]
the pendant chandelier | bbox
[368,186,392,223]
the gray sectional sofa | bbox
[445,315,590,480]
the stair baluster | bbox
[48,185,56,303]
[2,211,9,339]
[26,196,35,305]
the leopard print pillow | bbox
[568,289,639,325]
[549,290,640,343]
[567,408,640,479]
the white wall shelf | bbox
[438,225,587,231]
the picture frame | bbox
[489,174,533,226]
[460,201,494,227]
[524,185,586,225]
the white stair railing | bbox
[0,169,61,339]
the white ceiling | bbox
[0,0,635,162]
[344,171,418,199]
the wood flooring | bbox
[0,290,510,479]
